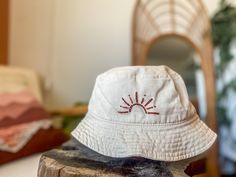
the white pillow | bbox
[0,66,42,102]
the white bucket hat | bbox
[72,66,217,161]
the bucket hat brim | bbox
[72,113,216,161]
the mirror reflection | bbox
[146,37,206,118]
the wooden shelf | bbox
[50,105,88,117]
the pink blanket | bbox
[0,101,39,120]
[0,91,52,152]
[0,120,52,152]
[0,91,36,106]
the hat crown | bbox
[72,65,217,161]
[88,66,196,124]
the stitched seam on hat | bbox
[99,77,180,83]
[87,112,199,127]
[96,83,118,112]
[102,67,180,80]
[91,108,196,117]
[72,125,216,161]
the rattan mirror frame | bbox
[132,0,219,176]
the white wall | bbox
[9,0,55,106]
[9,0,235,108]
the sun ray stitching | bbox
[120,106,129,109]
[141,98,145,104]
[147,112,160,115]
[128,95,133,104]
[144,98,153,107]
[135,92,139,103]
[118,111,129,114]
[118,92,159,116]
[122,97,130,106]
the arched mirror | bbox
[146,37,206,116]
[132,0,219,176]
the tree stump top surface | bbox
[38,139,193,177]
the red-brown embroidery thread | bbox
[122,97,130,106]
[135,92,139,103]
[128,95,133,104]
[120,106,129,109]
[118,92,159,115]
[146,106,154,110]
[118,111,129,114]
[147,112,159,115]
[141,94,146,104]
[144,98,153,107]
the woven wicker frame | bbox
[132,0,219,176]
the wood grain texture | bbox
[38,155,121,177]
[0,0,8,65]
[37,139,209,177]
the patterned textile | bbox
[0,91,36,106]
[0,91,51,152]
[0,120,51,152]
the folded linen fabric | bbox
[0,106,51,128]
[0,66,42,102]
[0,101,39,120]
[72,66,217,161]
[0,82,28,94]
[0,119,52,153]
[0,91,50,128]
[0,91,36,106]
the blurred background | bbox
[0,0,236,176]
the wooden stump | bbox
[38,154,121,177]
[37,139,199,177]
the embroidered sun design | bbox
[118,92,159,115]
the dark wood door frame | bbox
[0,0,9,65]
